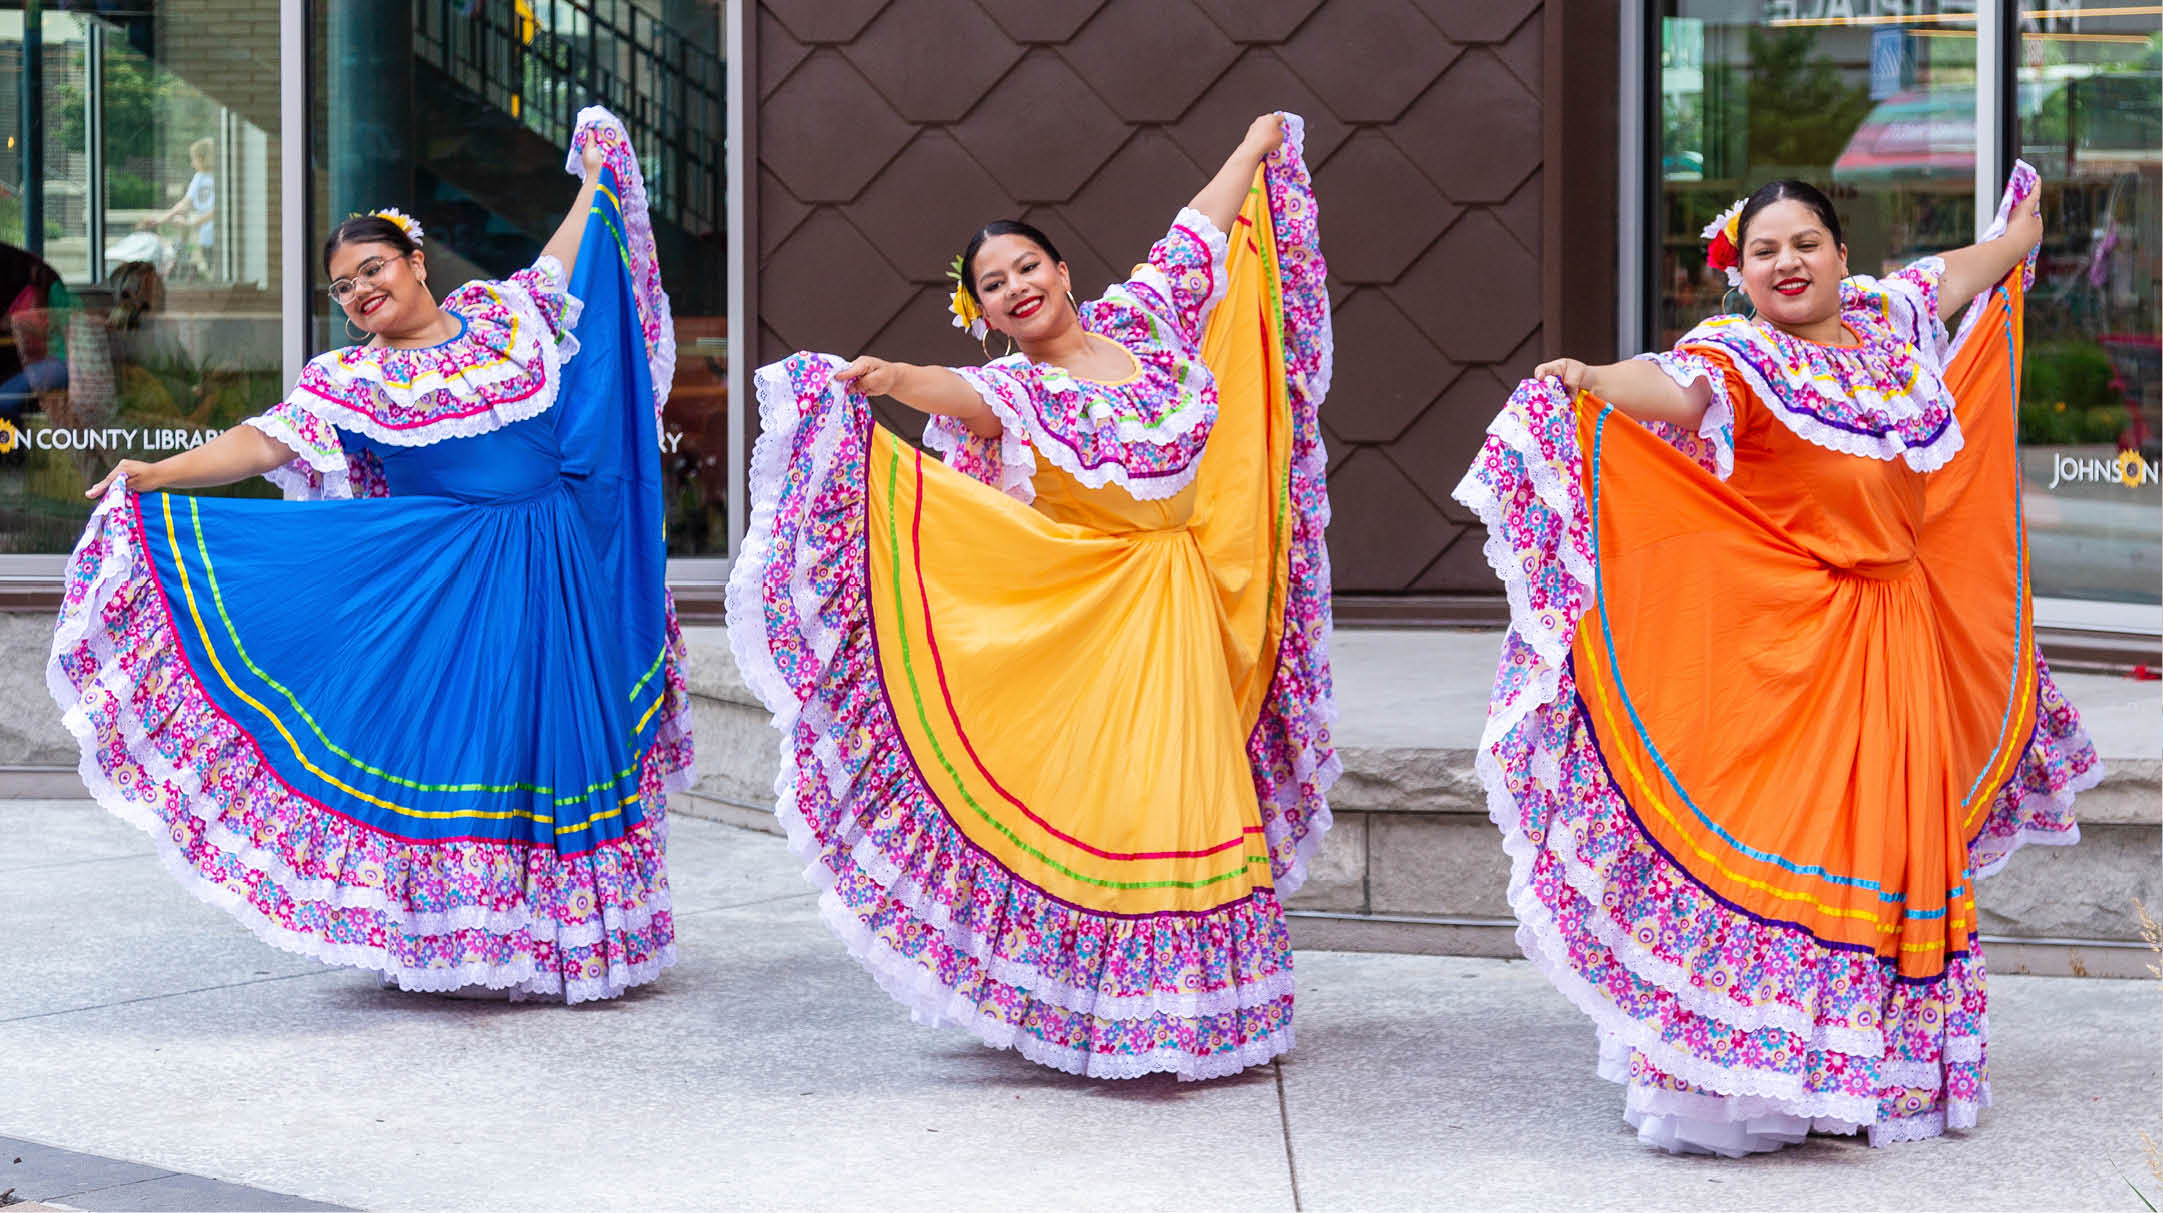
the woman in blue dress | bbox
[48,108,693,1002]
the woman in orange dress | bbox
[1455,166,2101,1152]
[727,114,1333,1078]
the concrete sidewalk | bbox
[4,798,2159,1211]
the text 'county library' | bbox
[0,1,2153,642]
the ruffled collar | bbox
[1676,286,1960,471]
[968,304,1216,501]
[295,268,579,447]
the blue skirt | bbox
[48,179,692,1001]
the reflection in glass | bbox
[1660,9,1976,346]
[311,0,731,556]
[1659,4,2161,605]
[0,4,284,555]
[2018,14,2159,604]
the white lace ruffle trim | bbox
[243,412,355,502]
[300,274,580,449]
[1632,351,1738,480]
[46,488,675,1003]
[921,409,1038,504]
[1685,323,1966,473]
[566,105,677,431]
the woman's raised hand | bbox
[831,355,906,397]
[1532,357,1593,393]
[1245,114,1286,157]
[580,139,607,178]
[86,459,158,499]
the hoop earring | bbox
[1066,290,1079,315]
[979,330,1017,361]
[344,316,367,343]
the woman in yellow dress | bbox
[727,113,1334,1078]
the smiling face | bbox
[328,241,431,339]
[1738,198,1848,333]
[969,234,1076,343]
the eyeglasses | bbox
[329,255,401,305]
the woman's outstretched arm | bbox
[831,356,1001,440]
[539,142,608,272]
[1934,191,2044,319]
[85,425,296,497]
[1187,115,1286,236]
[1532,357,1713,429]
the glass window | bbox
[1658,5,1977,346]
[0,3,286,555]
[308,0,731,556]
[2016,10,2160,604]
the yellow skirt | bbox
[728,161,1334,1078]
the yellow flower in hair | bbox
[369,206,426,247]
[946,254,986,340]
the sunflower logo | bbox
[0,417,17,453]
[2117,447,2148,487]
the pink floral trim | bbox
[1631,350,1737,479]
[921,408,1038,504]
[294,257,582,448]
[569,106,676,438]
[1245,110,1337,894]
[1948,161,2044,357]
[1451,376,2098,1145]
[727,355,1298,1078]
[46,486,678,1001]
[244,400,355,501]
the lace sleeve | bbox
[505,254,582,342]
[243,395,355,500]
[1120,207,1232,349]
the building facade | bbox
[0,0,2152,630]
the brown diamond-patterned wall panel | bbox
[1312,133,1458,284]
[846,133,1019,281]
[756,0,1619,595]
[763,210,916,354]
[1327,291,1458,444]
[1167,52,1350,172]
[975,0,1112,43]
[1413,0,1539,43]
[845,0,1026,123]
[1280,0,1459,123]
[1325,449,1457,587]
[758,168,812,258]
[763,52,918,202]
[1497,171,1541,259]
[950,52,1133,203]
[759,9,812,99]
[1059,0,1241,123]
[1393,367,1511,522]
[1395,52,1540,203]
[1496,9,1542,88]
[1191,0,1328,42]
[765,0,889,43]
[1059,132,1208,279]
[1389,211,1539,363]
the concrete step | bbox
[680,625,2162,977]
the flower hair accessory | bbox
[946,253,986,341]
[369,207,426,248]
[1701,197,1745,287]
